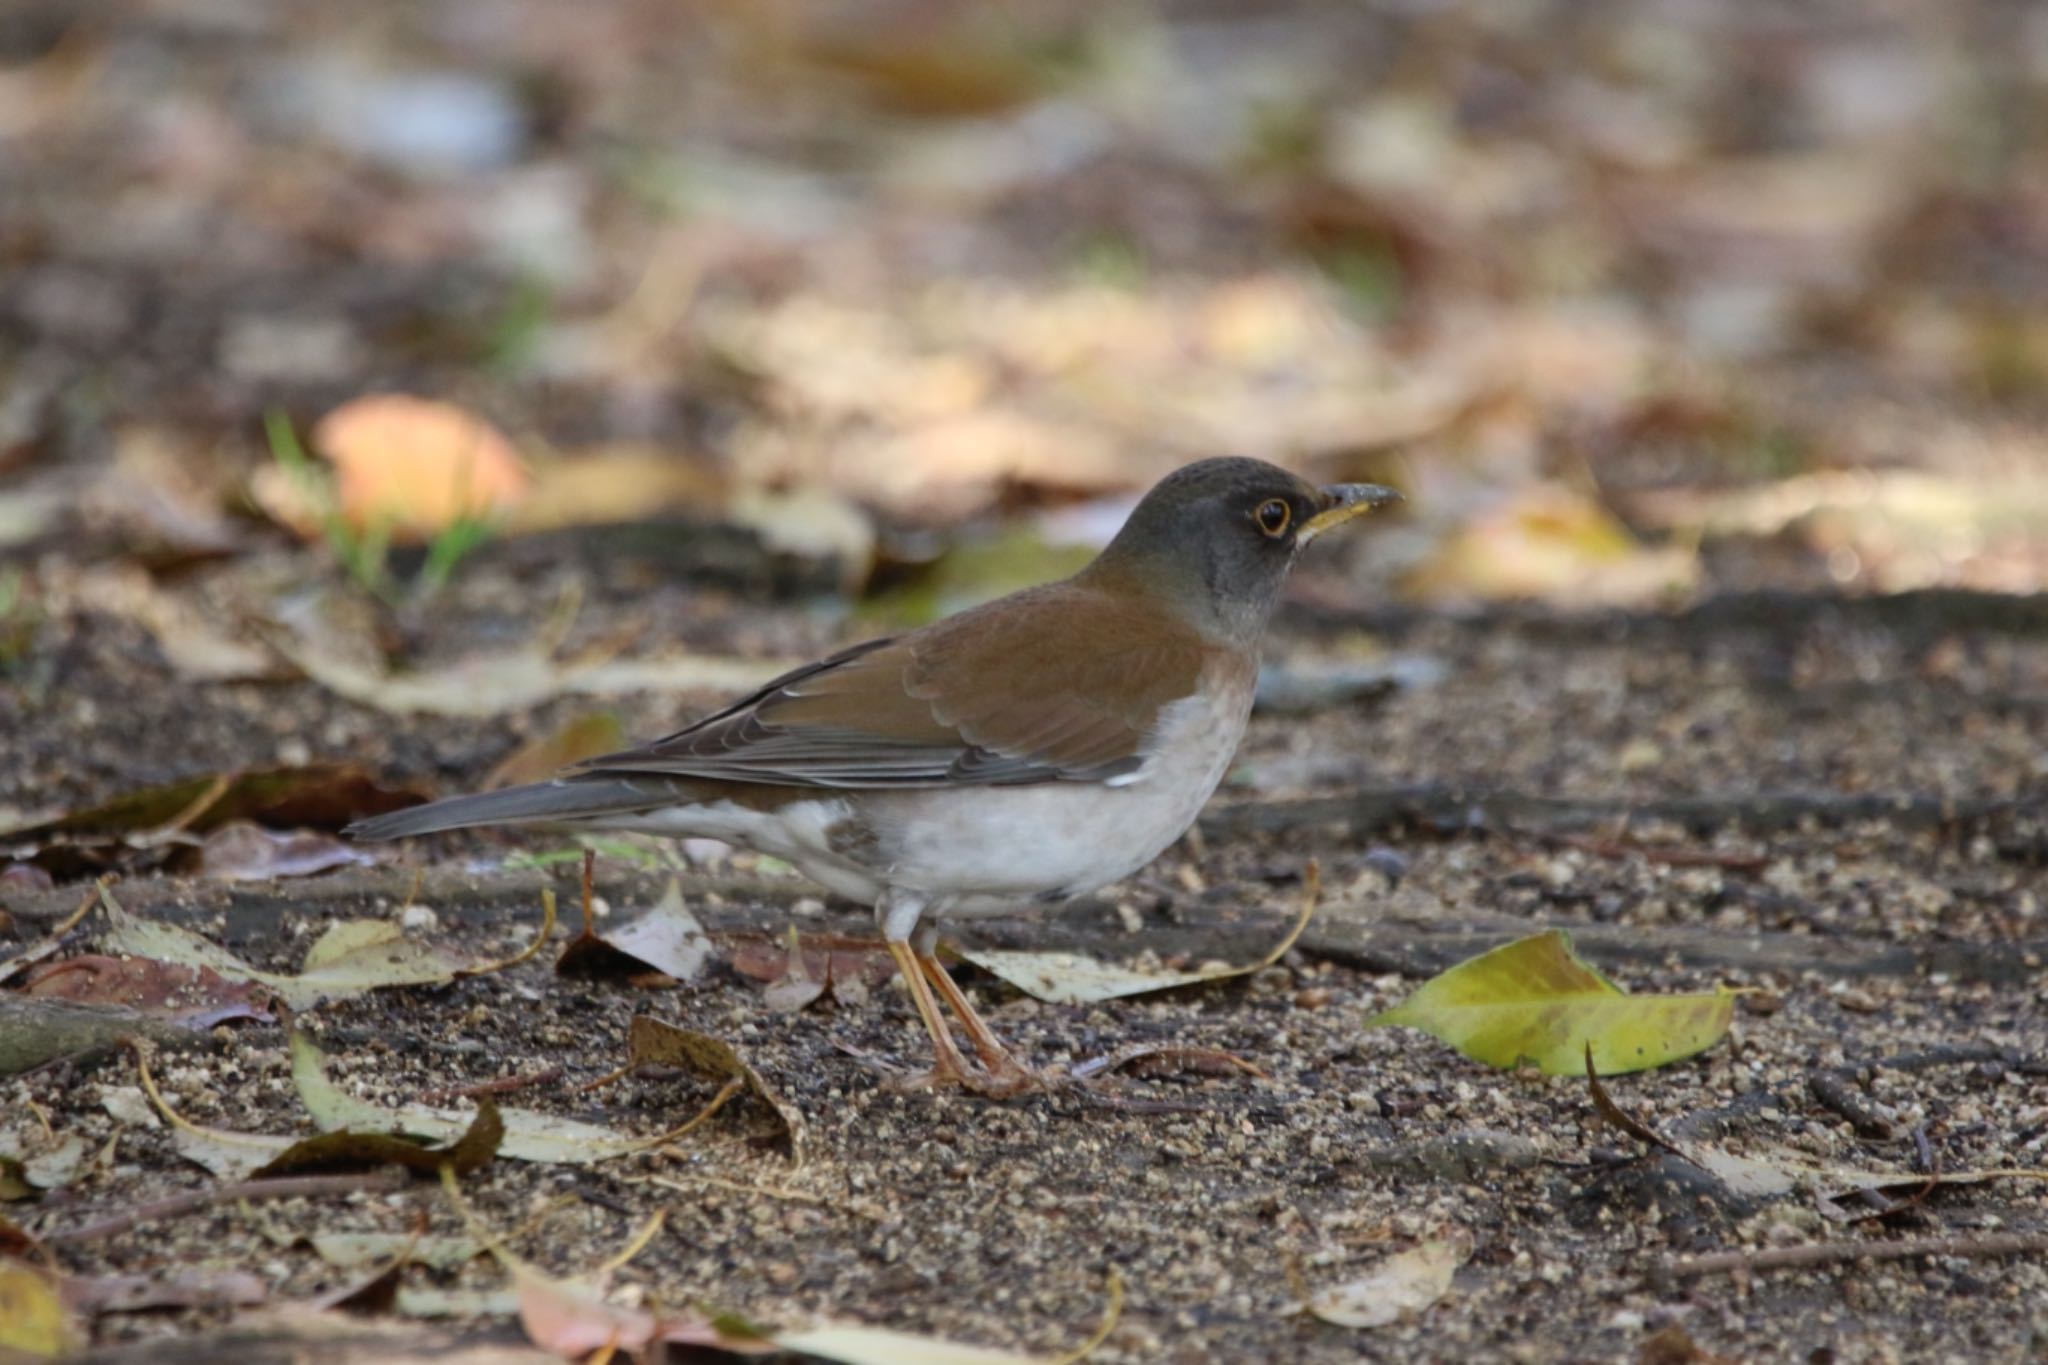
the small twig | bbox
[1662,1231,2048,1280]
[45,1168,410,1245]
[417,1065,563,1106]
[1809,1070,1900,1141]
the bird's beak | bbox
[1299,483,1403,544]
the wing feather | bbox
[571,582,1231,790]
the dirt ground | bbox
[5,589,2047,1363]
[4,0,2048,1361]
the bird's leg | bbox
[912,925,1041,1095]
[877,890,977,1090]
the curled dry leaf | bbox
[1366,929,1738,1075]
[252,1095,503,1178]
[556,878,712,985]
[1307,1235,1469,1329]
[625,1015,805,1160]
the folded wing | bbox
[574,583,1224,789]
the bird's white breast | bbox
[860,682,1252,913]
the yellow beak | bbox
[1299,483,1403,544]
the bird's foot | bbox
[882,1055,1055,1098]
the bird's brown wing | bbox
[572,582,1231,789]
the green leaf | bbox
[1365,930,1736,1075]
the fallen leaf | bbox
[484,712,626,790]
[267,628,787,718]
[97,885,544,1011]
[959,867,1320,1005]
[727,932,897,1006]
[253,1095,502,1177]
[22,954,274,1028]
[1403,483,1696,608]
[196,822,373,881]
[556,878,712,985]
[292,1029,693,1167]
[0,764,425,874]
[1306,1235,1468,1328]
[626,1015,805,1159]
[0,1257,80,1358]
[1365,930,1737,1075]
[0,1130,90,1192]
[313,393,529,539]
[438,1166,772,1358]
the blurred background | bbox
[5,0,2048,607]
[5,0,2048,835]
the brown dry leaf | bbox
[485,712,626,790]
[196,821,373,881]
[22,954,274,1028]
[253,1096,502,1178]
[556,878,713,986]
[314,394,529,539]
[626,1015,805,1160]
[1402,483,1697,608]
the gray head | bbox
[1079,456,1401,646]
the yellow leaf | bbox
[0,1258,80,1358]
[1366,930,1736,1075]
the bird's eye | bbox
[1253,498,1292,538]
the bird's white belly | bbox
[590,687,1250,915]
[866,688,1247,913]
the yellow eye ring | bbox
[1254,498,1292,538]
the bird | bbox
[348,457,1400,1094]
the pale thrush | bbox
[349,457,1400,1092]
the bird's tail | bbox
[345,778,668,841]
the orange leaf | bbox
[313,394,528,538]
